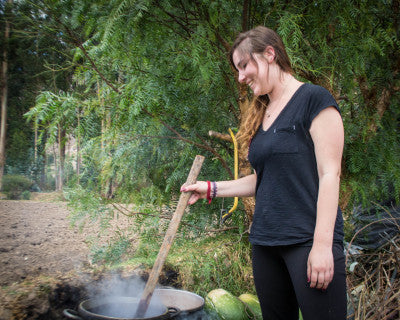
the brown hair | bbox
[230,26,293,153]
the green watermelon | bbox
[238,293,262,320]
[205,289,248,320]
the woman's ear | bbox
[263,46,275,63]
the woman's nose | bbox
[238,71,246,83]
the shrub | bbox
[21,190,31,200]
[2,175,34,199]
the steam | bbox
[84,272,166,318]
[87,273,146,299]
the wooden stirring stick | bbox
[135,155,205,318]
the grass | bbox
[30,191,66,202]
[116,230,255,298]
[63,190,400,319]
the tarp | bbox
[350,201,400,250]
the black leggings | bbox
[252,243,347,320]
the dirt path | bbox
[0,195,182,319]
[0,195,148,319]
[0,198,94,287]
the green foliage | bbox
[5,130,33,176]
[49,1,400,211]
[128,229,254,298]
[64,185,114,230]
[171,233,254,297]
[90,231,132,265]
[25,91,79,146]
[342,108,400,208]
[21,190,31,200]
[1,175,35,199]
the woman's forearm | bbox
[313,172,340,247]
[181,173,257,205]
[214,173,257,198]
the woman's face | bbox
[232,50,271,96]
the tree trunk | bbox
[41,149,47,190]
[241,0,250,31]
[53,143,59,190]
[98,80,112,197]
[39,134,47,190]
[104,112,114,199]
[76,108,80,184]
[57,126,62,190]
[34,118,38,161]
[237,82,255,224]
[0,0,12,190]
[58,125,66,191]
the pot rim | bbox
[78,296,172,320]
[154,288,205,313]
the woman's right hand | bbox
[180,181,208,205]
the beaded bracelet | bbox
[212,181,217,199]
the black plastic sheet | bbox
[351,201,400,250]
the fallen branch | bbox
[347,233,400,320]
[208,130,232,142]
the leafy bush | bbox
[1,175,34,199]
[21,190,31,200]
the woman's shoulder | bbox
[297,83,339,126]
[300,82,337,106]
[302,82,334,98]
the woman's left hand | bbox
[307,244,334,290]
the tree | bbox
[20,0,400,215]
[25,91,78,190]
[0,0,76,190]
[0,0,12,190]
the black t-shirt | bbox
[248,83,344,246]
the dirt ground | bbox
[0,194,107,287]
[0,193,141,319]
[1,199,82,286]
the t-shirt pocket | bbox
[271,125,299,154]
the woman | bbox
[181,26,346,320]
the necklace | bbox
[265,77,292,119]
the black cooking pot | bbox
[63,296,180,320]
